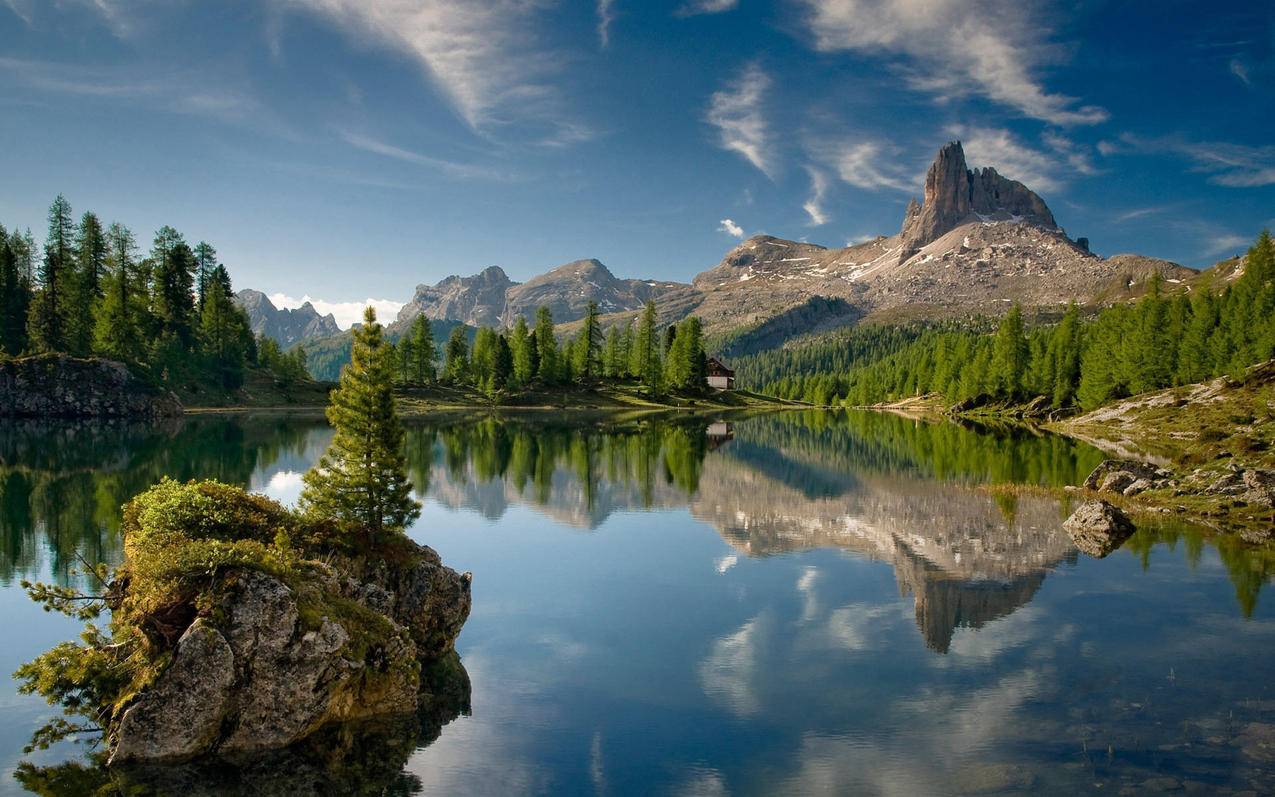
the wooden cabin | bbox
[705,357,735,390]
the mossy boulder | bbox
[0,354,182,419]
[20,479,471,767]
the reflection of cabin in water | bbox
[706,358,735,390]
[705,421,734,450]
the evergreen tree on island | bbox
[300,306,420,539]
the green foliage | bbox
[300,307,420,539]
[443,324,470,384]
[730,229,1275,412]
[534,306,560,384]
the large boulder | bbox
[1083,459,1172,495]
[0,354,181,419]
[79,480,472,766]
[1064,500,1136,558]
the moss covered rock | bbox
[19,479,471,767]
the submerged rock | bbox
[1064,500,1136,558]
[0,354,182,419]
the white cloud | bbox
[949,125,1065,193]
[1230,58,1251,85]
[698,615,763,716]
[1122,134,1275,188]
[1042,130,1098,175]
[1204,233,1250,258]
[269,292,405,329]
[596,0,617,47]
[802,167,831,225]
[798,0,1108,126]
[707,62,775,177]
[817,139,914,193]
[338,130,513,180]
[718,218,745,238]
[280,0,585,140]
[677,0,738,15]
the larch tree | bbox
[534,306,558,384]
[990,304,1028,399]
[444,325,470,384]
[68,211,106,354]
[410,315,436,383]
[0,230,31,355]
[28,195,76,353]
[93,223,142,362]
[299,306,420,540]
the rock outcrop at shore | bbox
[16,479,470,768]
[0,354,182,419]
[1064,499,1136,558]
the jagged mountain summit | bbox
[898,140,1057,260]
[252,138,1206,358]
[684,140,1195,335]
[235,289,340,347]
[394,258,687,329]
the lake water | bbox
[2,411,1274,795]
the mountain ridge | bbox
[242,139,1215,358]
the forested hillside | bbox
[742,230,1274,411]
[0,196,311,399]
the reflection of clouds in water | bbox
[715,554,738,574]
[797,566,819,623]
[825,603,902,652]
[776,669,1045,795]
[675,766,729,796]
[403,653,552,796]
[699,615,764,717]
[590,730,606,796]
[255,470,304,506]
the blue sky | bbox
[1,0,1272,325]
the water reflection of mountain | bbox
[414,413,1089,652]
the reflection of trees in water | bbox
[406,415,709,519]
[729,410,1107,489]
[0,417,321,585]
[14,653,472,797]
[1124,523,1275,618]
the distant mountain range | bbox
[234,290,340,346]
[238,140,1239,366]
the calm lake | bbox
[2,411,1274,795]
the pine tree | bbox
[510,315,536,387]
[493,334,513,392]
[28,195,76,352]
[300,307,419,540]
[603,326,621,377]
[92,223,142,362]
[1048,302,1082,407]
[150,226,197,349]
[472,326,497,388]
[534,306,558,384]
[67,212,106,354]
[990,305,1028,399]
[198,275,250,388]
[410,315,436,383]
[573,300,602,381]
[0,228,31,356]
[633,300,661,391]
[193,242,218,310]
[444,325,470,384]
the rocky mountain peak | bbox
[899,141,1057,261]
[234,290,340,347]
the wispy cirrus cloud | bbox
[676,0,738,16]
[1203,233,1250,258]
[597,0,617,47]
[707,62,775,177]
[802,167,831,225]
[805,138,913,193]
[1121,134,1275,187]
[0,56,263,124]
[338,130,516,181]
[798,0,1108,126]
[948,125,1071,194]
[279,0,589,143]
